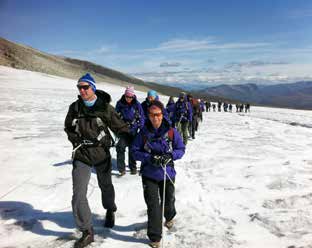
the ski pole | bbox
[160,158,174,248]
[161,159,167,248]
[160,158,175,185]
[71,143,82,159]
[107,126,118,147]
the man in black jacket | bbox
[64,73,129,248]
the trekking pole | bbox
[71,144,82,159]
[176,115,183,133]
[160,157,174,248]
[107,126,118,147]
[71,140,94,159]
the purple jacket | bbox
[174,97,192,123]
[166,101,176,125]
[115,95,144,136]
[200,101,205,112]
[131,116,185,181]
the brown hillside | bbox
[0,37,229,102]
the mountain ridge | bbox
[201,82,312,109]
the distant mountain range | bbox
[199,82,312,109]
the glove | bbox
[151,154,172,167]
[161,153,172,164]
[130,128,137,137]
[71,136,82,148]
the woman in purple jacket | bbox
[131,101,185,248]
[115,86,144,175]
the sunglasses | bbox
[77,85,90,90]
[125,95,134,99]
[149,112,163,118]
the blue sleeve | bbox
[137,103,145,129]
[115,101,121,113]
[171,128,185,160]
[131,131,151,163]
[188,102,193,121]
[173,103,179,122]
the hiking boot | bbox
[74,227,94,248]
[149,241,160,248]
[164,219,174,229]
[130,168,137,175]
[119,170,126,177]
[104,210,115,228]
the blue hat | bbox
[147,90,157,98]
[78,73,96,92]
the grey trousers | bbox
[72,159,117,231]
[177,121,189,145]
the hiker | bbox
[239,104,244,112]
[235,103,239,112]
[186,94,194,139]
[199,99,205,122]
[205,101,211,112]
[223,102,228,112]
[187,94,200,139]
[229,103,233,112]
[212,103,216,111]
[64,73,129,248]
[131,100,185,248]
[166,96,176,128]
[115,86,144,176]
[174,92,192,145]
[245,103,250,112]
[141,90,159,122]
[217,101,222,112]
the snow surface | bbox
[1,65,312,248]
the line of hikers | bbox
[65,73,209,248]
[204,100,251,113]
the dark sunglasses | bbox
[149,112,163,118]
[77,85,90,90]
[125,95,134,99]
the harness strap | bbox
[143,128,174,154]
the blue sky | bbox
[1,0,312,87]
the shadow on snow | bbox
[0,201,147,244]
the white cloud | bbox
[142,38,271,53]
[131,62,312,87]
[52,44,116,57]
[160,62,182,67]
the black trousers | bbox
[142,176,176,242]
[116,135,136,172]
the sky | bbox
[1,66,312,248]
[1,0,312,87]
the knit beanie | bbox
[78,73,96,92]
[147,90,157,98]
[125,86,135,97]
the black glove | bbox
[161,153,172,165]
[71,136,82,148]
[151,154,172,167]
